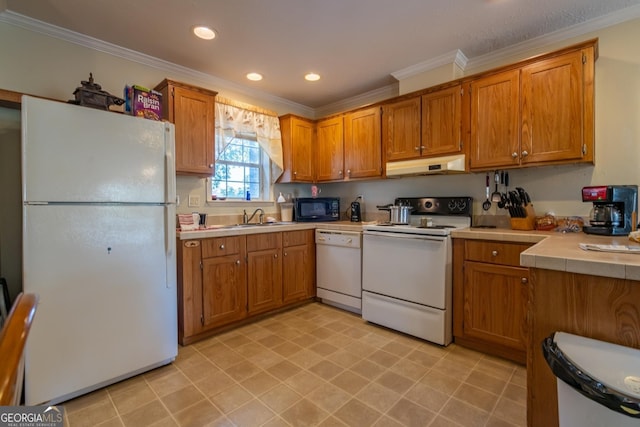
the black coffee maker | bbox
[350,197,362,222]
[582,185,638,235]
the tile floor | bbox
[62,302,526,427]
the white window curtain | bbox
[215,98,283,181]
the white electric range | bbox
[362,197,472,346]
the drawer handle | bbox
[492,250,498,256]
[219,244,225,250]
[521,277,528,284]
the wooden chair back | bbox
[0,292,38,405]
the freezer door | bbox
[22,96,175,204]
[23,204,177,405]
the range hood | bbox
[385,154,467,177]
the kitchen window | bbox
[212,98,283,202]
[211,133,270,200]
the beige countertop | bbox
[452,228,640,280]
[176,221,367,240]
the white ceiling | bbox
[4,0,640,109]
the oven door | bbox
[362,230,450,309]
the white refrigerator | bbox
[21,96,178,405]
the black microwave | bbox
[294,197,340,222]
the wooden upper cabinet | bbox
[520,47,593,165]
[278,114,315,183]
[469,69,520,170]
[154,79,217,176]
[382,97,422,162]
[344,106,382,180]
[469,41,596,170]
[422,85,463,157]
[316,116,344,181]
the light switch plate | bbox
[188,195,200,207]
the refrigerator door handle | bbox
[165,206,176,289]
[165,124,177,204]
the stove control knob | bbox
[425,201,433,209]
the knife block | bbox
[510,204,536,230]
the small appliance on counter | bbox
[294,197,340,222]
[350,196,362,222]
[582,185,638,236]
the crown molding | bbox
[391,49,468,81]
[313,82,399,118]
[0,10,315,117]
[465,4,640,71]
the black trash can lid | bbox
[543,331,640,418]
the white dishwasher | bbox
[316,229,362,314]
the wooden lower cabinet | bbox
[177,230,316,344]
[247,233,283,315]
[202,254,246,329]
[453,238,531,364]
[283,230,316,303]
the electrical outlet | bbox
[188,195,200,207]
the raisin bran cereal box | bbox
[124,85,162,121]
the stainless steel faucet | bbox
[243,208,265,224]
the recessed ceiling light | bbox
[246,72,263,81]
[305,73,321,82]
[193,26,216,40]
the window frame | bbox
[209,133,271,201]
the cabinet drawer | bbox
[465,240,532,266]
[247,233,282,252]
[202,236,242,258]
[283,230,313,247]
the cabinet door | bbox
[247,248,283,315]
[316,116,344,181]
[172,86,216,175]
[283,234,315,304]
[469,69,520,170]
[520,49,587,164]
[202,254,247,330]
[463,261,528,351]
[177,240,203,343]
[279,115,315,183]
[344,107,382,179]
[382,97,421,162]
[422,85,462,156]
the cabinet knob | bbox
[338,170,343,176]
[236,259,241,265]
[521,277,528,284]
[284,252,288,256]
[492,250,498,256]
[521,150,529,157]
[219,244,225,250]
[512,152,518,159]
[294,171,297,175]
[414,146,420,151]
[209,164,214,168]
[347,169,351,175]
[420,146,426,150]
[274,254,278,259]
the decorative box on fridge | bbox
[124,84,162,121]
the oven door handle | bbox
[363,230,447,242]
